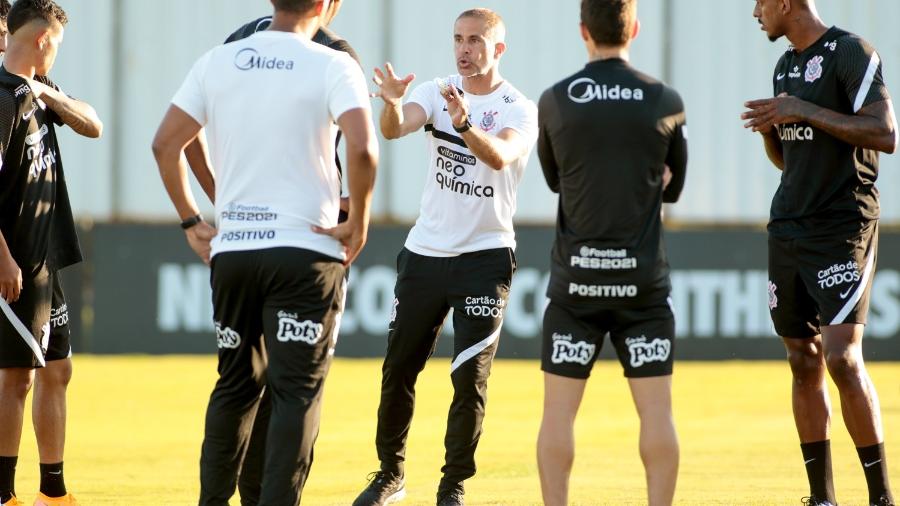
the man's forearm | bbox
[800,101,895,152]
[154,146,202,220]
[345,145,378,226]
[761,129,785,171]
[380,101,404,140]
[185,135,216,202]
[40,88,103,138]
[459,127,520,171]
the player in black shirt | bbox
[0,1,102,505]
[535,1,686,505]
[743,1,896,505]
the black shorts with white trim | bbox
[541,298,675,379]
[768,220,878,338]
[0,267,71,369]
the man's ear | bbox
[494,41,507,59]
[580,23,590,43]
[632,18,641,41]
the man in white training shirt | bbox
[353,8,537,506]
[151,1,378,504]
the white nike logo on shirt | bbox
[22,105,37,121]
[839,285,855,299]
[804,458,816,465]
[777,73,786,80]
[864,459,882,468]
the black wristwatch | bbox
[453,118,472,134]
[180,214,204,230]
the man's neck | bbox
[462,68,504,96]
[588,44,629,63]
[2,50,37,79]
[785,13,829,52]
[268,11,319,39]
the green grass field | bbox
[11,357,900,505]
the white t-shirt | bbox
[172,31,370,260]
[404,75,538,257]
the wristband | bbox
[453,118,472,134]
[180,215,203,230]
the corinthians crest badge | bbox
[805,55,824,83]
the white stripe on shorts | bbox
[829,247,876,326]
[450,325,502,374]
[0,298,46,367]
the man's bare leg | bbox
[537,373,586,506]
[628,375,678,506]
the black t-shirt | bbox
[0,68,81,275]
[769,26,891,238]
[538,58,688,307]
[225,17,360,65]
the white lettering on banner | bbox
[339,266,396,335]
[869,270,900,339]
[157,264,214,332]
[503,269,550,337]
[155,264,900,341]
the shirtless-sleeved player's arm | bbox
[537,88,561,193]
[661,88,687,203]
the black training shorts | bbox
[541,298,675,379]
[0,267,71,369]
[768,220,877,338]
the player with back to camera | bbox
[152,0,377,503]
[743,1,897,505]
[181,2,361,504]
[535,0,688,505]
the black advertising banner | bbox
[83,224,900,360]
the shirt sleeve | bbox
[0,90,16,173]
[503,97,539,146]
[407,81,436,123]
[537,88,561,194]
[328,39,362,68]
[326,53,371,122]
[661,87,688,204]
[837,36,891,113]
[171,51,213,126]
[34,75,64,126]
[224,17,271,44]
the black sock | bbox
[801,440,836,503]
[857,443,893,504]
[0,456,16,503]
[380,462,404,479]
[39,462,66,498]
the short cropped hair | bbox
[581,0,637,46]
[0,0,11,21]
[272,0,318,15]
[457,8,506,42]
[8,0,67,35]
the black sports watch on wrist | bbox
[180,214,203,230]
[453,118,472,134]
